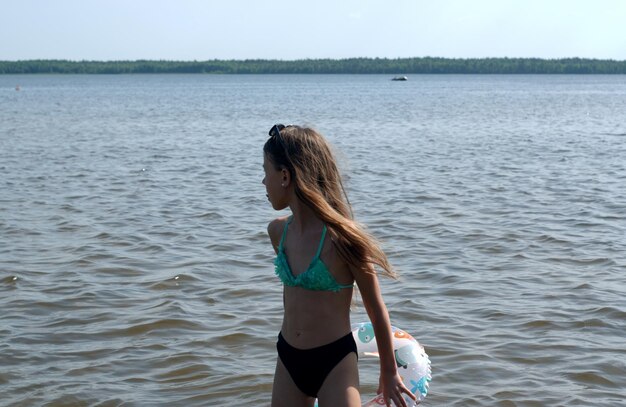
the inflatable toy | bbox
[315,322,431,406]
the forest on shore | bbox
[1,57,625,74]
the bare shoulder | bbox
[267,216,290,252]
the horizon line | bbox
[2,56,625,63]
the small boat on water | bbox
[391,76,408,81]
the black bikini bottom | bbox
[277,331,358,398]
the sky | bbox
[1,0,625,61]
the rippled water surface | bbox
[1,74,625,406]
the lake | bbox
[1,74,625,406]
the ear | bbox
[281,167,291,187]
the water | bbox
[1,74,625,406]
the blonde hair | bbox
[264,125,396,279]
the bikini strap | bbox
[314,225,327,259]
[278,216,292,250]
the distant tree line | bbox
[1,58,625,74]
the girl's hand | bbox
[377,371,418,407]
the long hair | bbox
[264,125,396,279]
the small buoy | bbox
[15,85,21,91]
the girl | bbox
[263,124,416,407]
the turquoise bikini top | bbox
[274,218,354,292]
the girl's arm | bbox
[267,217,287,254]
[353,265,417,407]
